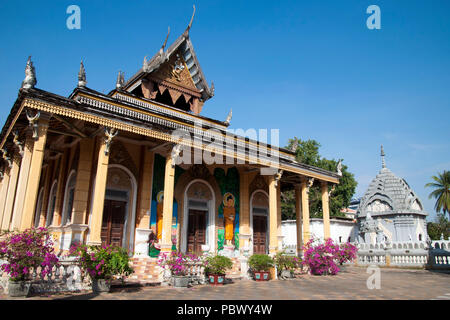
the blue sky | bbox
[0,1,449,221]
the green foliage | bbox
[69,244,134,280]
[282,137,357,219]
[427,214,450,240]
[425,170,450,217]
[273,251,301,271]
[248,254,273,271]
[204,255,233,275]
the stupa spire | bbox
[381,145,386,169]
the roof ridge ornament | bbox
[116,71,125,90]
[224,109,232,125]
[78,60,87,87]
[381,145,386,169]
[337,159,343,176]
[185,5,196,34]
[21,56,36,90]
[162,26,170,51]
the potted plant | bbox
[157,251,201,288]
[0,228,59,297]
[69,243,134,293]
[302,238,341,276]
[274,251,301,279]
[204,255,233,285]
[248,254,273,281]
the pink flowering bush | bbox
[302,238,341,275]
[337,242,358,265]
[68,243,133,280]
[157,251,202,276]
[0,228,59,282]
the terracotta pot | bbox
[208,274,225,285]
[8,280,31,297]
[92,278,111,293]
[253,271,270,281]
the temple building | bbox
[356,146,428,244]
[0,11,340,279]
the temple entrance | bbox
[253,215,267,254]
[101,199,127,247]
[187,209,207,254]
[251,190,269,255]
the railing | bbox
[186,262,206,285]
[282,240,450,270]
[0,257,91,294]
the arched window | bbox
[46,181,58,227]
[62,171,77,225]
[34,188,44,228]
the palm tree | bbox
[425,171,450,217]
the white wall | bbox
[281,218,357,246]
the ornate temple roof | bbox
[120,6,214,103]
[357,146,427,218]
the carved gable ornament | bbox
[153,51,197,91]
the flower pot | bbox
[8,280,31,297]
[208,274,225,285]
[172,275,190,288]
[91,278,111,293]
[253,271,270,281]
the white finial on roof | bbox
[78,60,87,87]
[381,145,386,169]
[22,56,36,89]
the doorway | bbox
[187,209,207,254]
[101,199,127,247]
[253,215,268,254]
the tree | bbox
[426,214,450,240]
[425,170,450,218]
[281,137,357,220]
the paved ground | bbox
[2,266,450,300]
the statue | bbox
[223,192,236,245]
[337,160,343,176]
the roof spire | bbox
[381,145,386,169]
[185,5,196,34]
[161,26,170,51]
[78,60,87,87]
[116,71,125,90]
[21,56,36,89]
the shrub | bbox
[157,251,202,276]
[337,242,358,265]
[0,228,59,282]
[302,238,341,275]
[68,244,133,280]
[204,255,233,275]
[273,251,301,272]
[248,254,273,272]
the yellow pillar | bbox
[11,137,34,229]
[71,139,95,225]
[321,181,331,240]
[276,182,282,250]
[137,148,154,229]
[87,136,111,245]
[0,168,11,229]
[160,154,175,253]
[268,175,278,255]
[52,150,69,226]
[4,154,22,230]
[239,171,250,250]
[295,184,303,256]
[301,178,311,244]
[20,118,49,230]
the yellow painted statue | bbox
[156,191,164,240]
[223,193,235,245]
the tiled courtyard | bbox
[2,266,450,300]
